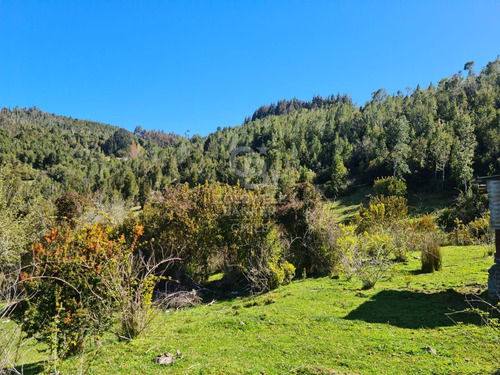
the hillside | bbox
[6,245,496,374]
[1,58,500,207]
[1,58,500,375]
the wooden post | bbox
[496,230,500,262]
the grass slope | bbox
[9,246,499,374]
[326,186,373,224]
[328,187,455,224]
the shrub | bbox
[413,214,437,232]
[133,182,290,292]
[282,261,296,284]
[420,234,442,273]
[267,260,296,290]
[15,223,144,359]
[447,215,491,246]
[54,191,86,226]
[336,224,395,289]
[117,272,158,340]
[358,230,397,288]
[277,183,339,276]
[386,225,412,262]
[390,216,440,262]
[373,176,407,197]
[468,214,490,245]
[0,171,50,291]
[438,191,488,229]
[267,261,285,290]
[335,224,359,280]
[355,195,408,233]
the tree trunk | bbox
[441,165,445,191]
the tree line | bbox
[0,58,499,208]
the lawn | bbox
[5,246,499,374]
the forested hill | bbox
[243,94,352,123]
[1,57,500,206]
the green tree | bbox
[138,178,151,208]
[430,120,453,190]
[386,116,411,178]
[329,153,348,194]
[103,129,133,157]
[451,117,476,195]
[122,171,139,201]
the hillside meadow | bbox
[3,245,497,375]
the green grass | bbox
[5,246,499,374]
[327,185,373,223]
[328,187,456,224]
[407,191,456,217]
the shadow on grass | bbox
[407,191,455,216]
[344,289,481,329]
[408,269,426,275]
[2,361,45,375]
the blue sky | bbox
[1,1,499,136]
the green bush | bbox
[420,234,442,273]
[412,214,437,232]
[336,224,395,289]
[389,225,412,262]
[468,214,490,244]
[267,260,296,290]
[282,261,296,284]
[0,169,51,291]
[447,215,490,246]
[133,182,290,292]
[267,262,285,289]
[438,191,488,229]
[355,195,408,233]
[277,183,339,276]
[54,191,87,227]
[373,177,407,197]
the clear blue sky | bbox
[1,1,499,136]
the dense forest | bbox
[1,58,499,208]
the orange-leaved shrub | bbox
[15,223,143,359]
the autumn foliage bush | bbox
[15,223,144,359]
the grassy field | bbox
[327,186,455,224]
[5,245,499,374]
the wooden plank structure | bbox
[473,175,500,300]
